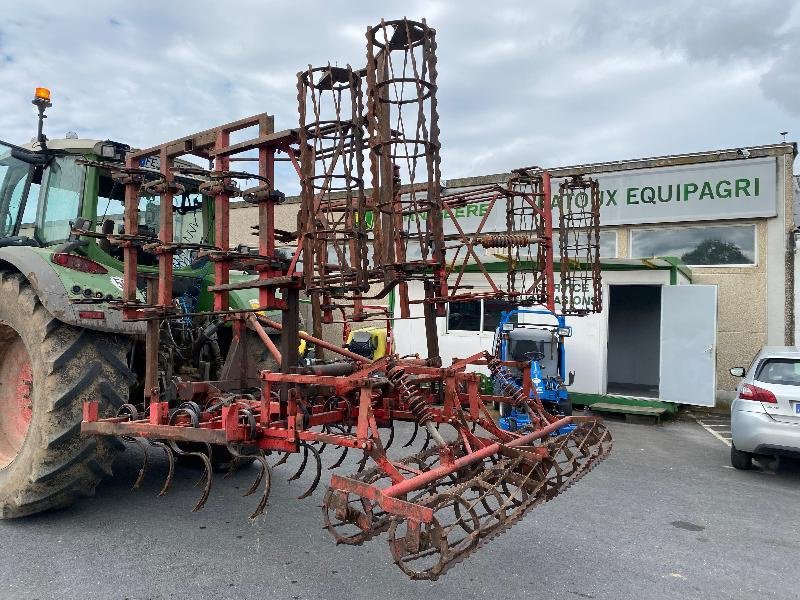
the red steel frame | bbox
[78,17,608,581]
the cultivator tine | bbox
[421,428,432,451]
[149,441,175,497]
[167,441,213,512]
[248,454,271,519]
[274,451,291,467]
[288,443,309,481]
[222,444,272,518]
[403,421,419,448]
[383,422,395,451]
[193,444,213,488]
[356,451,369,474]
[328,445,349,470]
[297,443,322,500]
[123,437,149,490]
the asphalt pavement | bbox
[0,415,798,600]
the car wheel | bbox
[730,444,753,470]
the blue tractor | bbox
[492,309,576,432]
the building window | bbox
[447,298,517,333]
[630,224,756,266]
[552,230,618,258]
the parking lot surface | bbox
[0,417,798,600]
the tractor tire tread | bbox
[0,271,131,518]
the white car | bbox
[729,346,800,469]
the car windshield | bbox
[755,358,800,386]
[0,143,35,238]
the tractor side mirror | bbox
[567,370,575,386]
[729,367,745,378]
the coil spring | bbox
[487,358,527,406]
[387,365,433,425]
[478,233,538,249]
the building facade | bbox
[229,143,796,407]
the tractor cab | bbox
[492,308,576,427]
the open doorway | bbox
[606,285,661,398]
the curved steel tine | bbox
[297,443,321,500]
[125,436,149,490]
[356,451,368,473]
[225,444,262,496]
[244,458,265,497]
[192,443,213,488]
[403,421,419,448]
[288,443,308,482]
[223,456,240,480]
[421,427,432,451]
[274,451,291,467]
[384,421,395,451]
[248,453,271,519]
[168,441,213,512]
[328,445,349,470]
[149,441,175,497]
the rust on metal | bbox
[76,15,609,582]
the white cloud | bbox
[0,0,795,198]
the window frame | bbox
[446,298,517,334]
[552,228,618,259]
[628,223,757,268]
[35,155,86,246]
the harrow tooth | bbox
[356,451,368,474]
[421,428,432,451]
[383,422,395,451]
[243,460,265,497]
[403,421,419,448]
[149,441,175,497]
[288,443,309,482]
[125,437,149,490]
[248,453,272,519]
[274,451,291,467]
[297,443,322,500]
[328,445,349,470]
[193,444,213,488]
[168,441,213,512]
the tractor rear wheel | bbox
[0,271,133,518]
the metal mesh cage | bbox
[557,175,602,315]
[298,65,369,296]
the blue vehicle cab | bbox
[491,308,576,433]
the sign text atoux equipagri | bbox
[418,157,778,233]
[553,156,777,226]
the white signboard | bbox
[417,156,777,233]
[554,156,777,226]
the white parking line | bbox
[694,417,732,447]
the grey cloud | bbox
[0,0,795,197]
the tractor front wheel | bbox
[0,271,133,518]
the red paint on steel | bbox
[0,335,33,468]
[381,416,571,500]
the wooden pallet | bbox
[589,402,667,424]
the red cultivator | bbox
[79,17,611,580]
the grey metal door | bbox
[659,285,718,407]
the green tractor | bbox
[0,88,269,517]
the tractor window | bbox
[0,144,36,238]
[38,156,84,244]
[96,171,208,269]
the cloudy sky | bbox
[0,1,797,194]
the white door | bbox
[659,285,718,407]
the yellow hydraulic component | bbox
[299,337,308,357]
[345,326,388,360]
